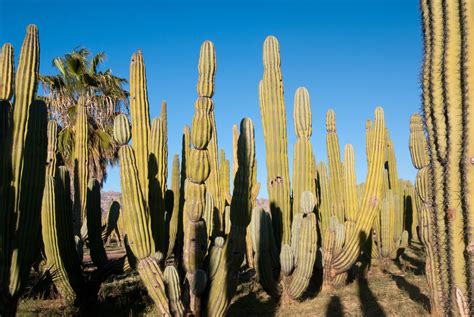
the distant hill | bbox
[101,191,121,212]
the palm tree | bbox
[41,48,129,184]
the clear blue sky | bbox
[1,0,422,198]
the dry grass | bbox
[17,244,430,316]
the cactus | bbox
[292,87,314,218]
[114,115,170,315]
[167,154,181,259]
[72,96,88,238]
[259,36,291,249]
[86,178,108,268]
[419,1,474,315]
[219,149,231,206]
[287,192,317,299]
[232,124,239,183]
[326,107,385,275]
[0,25,49,313]
[149,101,168,254]
[204,117,257,316]
[199,41,223,236]
[0,43,14,101]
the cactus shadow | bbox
[356,232,386,317]
[356,276,386,317]
[325,295,344,317]
[388,273,430,311]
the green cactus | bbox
[199,41,223,236]
[326,109,345,224]
[167,154,181,259]
[0,43,14,101]
[420,1,474,315]
[149,101,169,255]
[287,192,317,299]
[409,113,442,314]
[86,178,108,268]
[41,173,85,302]
[219,149,231,206]
[259,36,291,249]
[292,87,314,219]
[163,266,185,316]
[232,123,239,183]
[0,25,49,313]
[205,118,257,316]
[329,107,386,276]
[115,115,170,315]
[73,97,88,236]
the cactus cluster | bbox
[112,40,258,316]
[251,35,413,300]
[0,24,429,316]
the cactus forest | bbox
[0,1,473,316]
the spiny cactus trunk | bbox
[419,1,474,314]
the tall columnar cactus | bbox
[149,101,168,254]
[259,35,291,249]
[205,117,257,316]
[232,123,239,183]
[420,1,474,315]
[199,41,223,235]
[0,25,48,312]
[292,87,314,218]
[325,110,345,224]
[41,165,85,302]
[184,79,213,317]
[114,113,170,315]
[130,50,150,202]
[408,113,441,314]
[219,149,231,206]
[73,97,88,234]
[46,120,58,177]
[0,43,14,101]
[167,154,180,259]
[86,178,108,268]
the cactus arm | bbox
[325,109,345,224]
[343,144,358,224]
[149,104,168,255]
[292,87,314,218]
[167,154,180,259]
[129,50,151,203]
[0,43,14,101]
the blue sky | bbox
[1,0,422,197]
